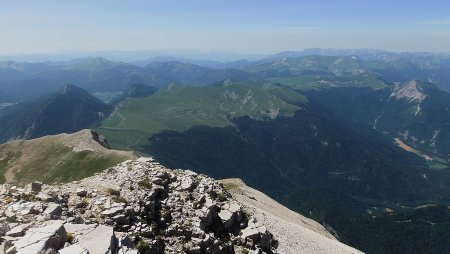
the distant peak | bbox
[61,83,81,92]
[59,84,93,97]
[92,57,111,63]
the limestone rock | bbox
[76,189,87,197]
[0,223,10,237]
[27,182,43,193]
[58,243,89,254]
[35,193,54,202]
[44,203,63,219]
[179,176,195,191]
[63,224,97,238]
[14,221,67,254]
[78,225,116,254]
[5,225,23,237]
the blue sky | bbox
[1,0,450,55]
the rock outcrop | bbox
[0,158,277,254]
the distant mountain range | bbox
[2,50,450,253]
[1,49,450,102]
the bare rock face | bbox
[13,221,67,254]
[90,130,111,149]
[391,80,428,103]
[77,225,116,254]
[0,158,278,254]
[26,182,42,193]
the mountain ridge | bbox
[0,129,136,184]
[0,84,112,143]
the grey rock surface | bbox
[14,221,66,254]
[0,158,279,254]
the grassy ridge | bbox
[0,130,136,185]
[0,144,129,184]
[12,145,126,184]
[99,82,307,150]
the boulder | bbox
[137,157,153,163]
[5,225,24,237]
[44,203,63,218]
[35,193,54,202]
[112,214,129,225]
[151,177,164,186]
[78,225,116,254]
[58,243,89,254]
[0,223,10,236]
[27,182,42,193]
[64,224,97,237]
[218,202,243,232]
[180,176,195,191]
[102,207,124,218]
[14,221,67,254]
[76,189,87,197]
[257,231,277,252]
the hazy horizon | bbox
[1,0,450,57]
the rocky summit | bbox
[0,158,277,254]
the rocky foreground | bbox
[0,158,277,254]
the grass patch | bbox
[217,191,228,202]
[107,188,121,196]
[223,182,239,191]
[67,233,74,243]
[112,195,127,204]
[138,179,152,189]
[136,240,150,253]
